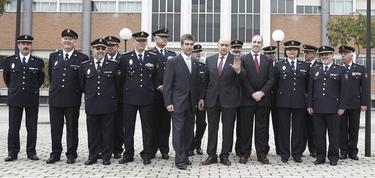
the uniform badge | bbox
[282,66,286,71]
[365,73,368,78]
[129,59,133,65]
[315,72,319,77]
[11,63,15,69]
[54,60,58,66]
[345,74,348,80]
[117,69,121,76]
[87,69,91,75]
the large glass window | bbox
[330,0,353,15]
[296,5,321,14]
[271,0,294,14]
[231,0,260,43]
[152,0,181,42]
[32,2,57,12]
[191,0,220,43]
[60,3,82,12]
[4,0,18,12]
[92,0,116,12]
[118,1,142,13]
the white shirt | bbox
[107,53,118,60]
[216,53,229,69]
[181,52,192,73]
[63,49,74,60]
[19,52,30,63]
[135,51,145,61]
[287,58,297,70]
[344,61,353,70]
[250,51,260,65]
[94,58,103,70]
[155,46,165,56]
[323,62,333,71]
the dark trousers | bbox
[313,113,340,162]
[206,99,236,159]
[270,105,280,155]
[239,105,270,157]
[113,103,125,154]
[340,109,360,156]
[303,111,317,154]
[278,108,306,159]
[170,106,194,165]
[49,106,80,159]
[8,106,38,157]
[191,108,206,151]
[86,113,114,161]
[233,108,241,155]
[152,99,171,154]
[123,104,154,160]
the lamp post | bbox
[119,28,132,53]
[272,29,285,61]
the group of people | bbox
[2,27,369,170]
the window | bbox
[92,1,116,12]
[4,0,18,12]
[152,0,181,42]
[118,1,142,13]
[330,0,353,15]
[231,0,260,43]
[32,2,58,12]
[60,3,82,12]
[271,0,294,14]
[296,5,321,14]
[191,0,220,43]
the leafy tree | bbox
[0,0,10,15]
[327,11,375,56]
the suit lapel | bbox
[221,54,233,76]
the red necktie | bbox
[217,56,224,77]
[254,54,260,74]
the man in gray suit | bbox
[163,34,204,170]
[201,38,244,166]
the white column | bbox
[142,0,153,43]
[260,0,271,46]
[220,0,231,39]
[180,0,192,35]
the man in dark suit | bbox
[149,28,177,160]
[262,45,280,156]
[239,35,274,164]
[301,44,321,158]
[163,34,203,170]
[274,40,309,163]
[339,45,369,161]
[3,35,45,162]
[307,45,348,166]
[46,29,89,164]
[201,38,244,166]
[118,31,158,165]
[188,44,206,156]
[104,35,124,159]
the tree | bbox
[327,11,375,56]
[0,0,10,15]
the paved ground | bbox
[0,106,374,178]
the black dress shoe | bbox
[314,159,325,165]
[201,157,218,165]
[143,159,151,165]
[4,156,17,162]
[66,158,75,164]
[46,156,60,164]
[239,155,249,164]
[28,155,40,161]
[176,163,187,170]
[113,153,122,159]
[330,161,337,166]
[161,153,170,160]
[281,157,288,163]
[310,153,317,158]
[84,159,97,165]
[339,154,348,159]
[185,160,192,165]
[220,158,231,166]
[350,155,359,160]
[196,148,203,155]
[187,150,194,156]
[103,160,111,165]
[293,157,302,163]
[118,157,134,164]
[257,156,270,164]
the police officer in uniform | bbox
[188,44,206,156]
[80,38,120,165]
[262,45,280,156]
[104,35,125,159]
[274,40,309,163]
[307,45,348,166]
[149,28,176,159]
[230,39,243,156]
[46,29,89,164]
[119,31,158,165]
[339,45,369,160]
[301,44,321,158]
[3,35,45,162]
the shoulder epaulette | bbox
[147,51,157,55]
[81,60,91,64]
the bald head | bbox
[251,35,263,53]
[218,37,231,56]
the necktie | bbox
[138,54,143,62]
[22,57,27,66]
[160,49,164,56]
[110,57,114,60]
[254,54,260,74]
[324,66,329,73]
[291,61,296,71]
[217,56,224,77]
[64,53,69,66]
[345,64,350,70]
[96,61,102,72]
